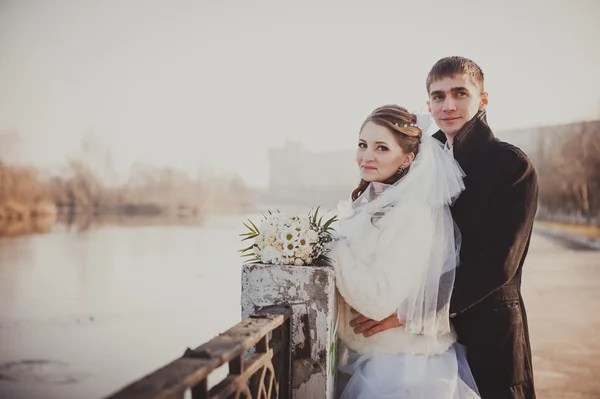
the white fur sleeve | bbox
[330,202,435,322]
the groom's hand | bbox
[349,308,405,337]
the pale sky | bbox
[1,0,599,187]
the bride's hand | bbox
[349,308,405,337]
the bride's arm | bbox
[331,203,435,322]
[331,239,398,321]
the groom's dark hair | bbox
[426,56,485,94]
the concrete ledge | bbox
[241,263,337,399]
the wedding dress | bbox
[328,132,481,399]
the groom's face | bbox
[427,74,488,136]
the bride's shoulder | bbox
[336,198,353,220]
[394,199,431,214]
[377,200,432,227]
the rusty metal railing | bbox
[104,305,292,399]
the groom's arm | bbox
[449,148,538,316]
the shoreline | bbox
[534,220,600,250]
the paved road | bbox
[524,229,600,398]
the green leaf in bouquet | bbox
[323,215,339,230]
[238,244,255,253]
[311,206,321,225]
[242,222,256,233]
[241,234,259,242]
[248,219,259,232]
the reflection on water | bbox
[0,210,206,239]
[0,212,252,399]
[56,212,206,233]
[0,215,56,238]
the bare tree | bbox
[532,120,600,224]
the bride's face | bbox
[357,122,412,182]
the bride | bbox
[328,105,480,398]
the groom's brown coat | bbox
[433,111,538,399]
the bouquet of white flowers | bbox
[239,207,338,266]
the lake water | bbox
[0,212,262,399]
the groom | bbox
[427,56,538,399]
[350,56,538,399]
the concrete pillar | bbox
[241,263,337,399]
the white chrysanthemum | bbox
[296,234,310,249]
[306,229,319,242]
[259,219,271,232]
[265,228,278,245]
[290,221,303,234]
[255,234,265,249]
[299,217,311,231]
[295,246,312,260]
[280,227,299,244]
[263,245,284,264]
[282,241,296,258]
[276,214,292,229]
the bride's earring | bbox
[396,165,405,175]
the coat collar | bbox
[432,110,495,168]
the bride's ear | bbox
[403,152,416,167]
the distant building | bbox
[265,120,600,208]
[266,141,357,207]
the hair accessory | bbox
[393,121,421,137]
[394,122,418,128]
